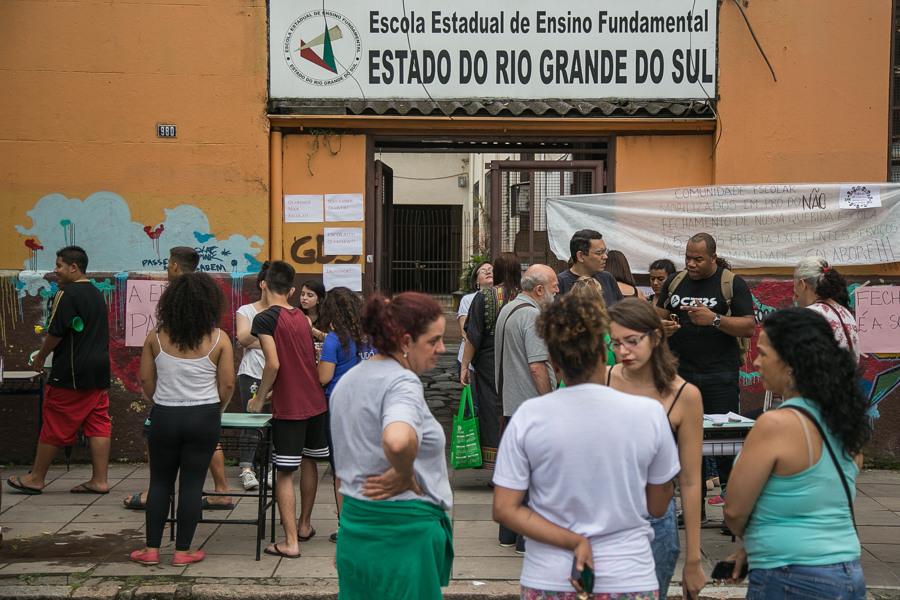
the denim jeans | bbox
[746,561,866,600]
[679,369,739,495]
[650,498,681,600]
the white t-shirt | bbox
[456,292,476,364]
[807,301,860,364]
[236,303,266,379]
[493,384,680,593]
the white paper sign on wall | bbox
[323,227,364,255]
[325,193,364,222]
[285,195,324,223]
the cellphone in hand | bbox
[571,557,595,594]
[711,560,748,580]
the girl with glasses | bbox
[606,298,706,600]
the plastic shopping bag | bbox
[450,385,482,470]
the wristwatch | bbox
[712,314,722,328]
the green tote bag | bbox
[450,385,482,470]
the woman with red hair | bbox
[329,292,453,600]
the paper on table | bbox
[284,194,323,223]
[323,264,362,291]
[323,227,363,255]
[704,412,755,424]
[325,193,364,222]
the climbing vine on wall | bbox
[306,129,344,176]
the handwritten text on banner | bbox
[126,280,169,347]
[546,184,900,271]
[856,286,900,354]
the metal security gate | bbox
[489,160,605,269]
[392,205,463,307]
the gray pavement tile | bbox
[453,504,495,521]
[856,471,900,484]
[852,496,885,510]
[180,553,277,577]
[0,493,30,512]
[452,520,501,539]
[854,510,900,526]
[10,492,100,506]
[871,497,900,511]
[859,526,900,544]
[865,544,900,563]
[55,523,143,538]
[860,560,900,586]
[91,562,187,577]
[272,556,338,578]
[1,503,87,523]
[857,484,900,497]
[70,505,147,523]
[1,522,69,540]
[453,537,524,557]
[0,561,96,574]
[452,556,524,580]
[453,490,495,504]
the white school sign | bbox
[269,0,717,101]
[546,184,900,271]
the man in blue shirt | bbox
[555,229,624,308]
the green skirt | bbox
[336,495,454,600]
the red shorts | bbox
[40,385,112,446]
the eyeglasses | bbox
[607,331,651,351]
[477,268,493,275]
[588,250,608,257]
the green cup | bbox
[71,317,84,332]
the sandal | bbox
[124,493,147,510]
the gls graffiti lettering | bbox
[290,235,360,265]
[670,294,718,308]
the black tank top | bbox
[606,365,688,441]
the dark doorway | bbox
[392,205,462,303]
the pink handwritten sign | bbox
[126,280,169,347]
[856,286,900,354]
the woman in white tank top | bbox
[131,273,235,567]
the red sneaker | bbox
[130,549,159,565]
[173,550,206,566]
[707,494,725,505]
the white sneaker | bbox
[267,471,274,488]
[241,469,259,490]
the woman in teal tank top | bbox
[717,308,870,600]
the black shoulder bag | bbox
[781,405,857,530]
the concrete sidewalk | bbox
[1,347,899,597]
[1,463,899,597]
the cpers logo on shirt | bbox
[670,295,718,309]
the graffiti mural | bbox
[741,279,900,421]
[15,192,265,273]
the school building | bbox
[1,0,899,460]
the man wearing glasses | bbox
[555,229,624,307]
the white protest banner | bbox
[323,264,363,291]
[285,195,323,223]
[855,286,900,354]
[546,183,900,271]
[270,0,717,101]
[323,227,364,255]
[126,280,169,347]
[325,193,364,222]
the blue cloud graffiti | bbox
[15,192,265,273]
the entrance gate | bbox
[489,160,605,269]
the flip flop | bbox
[202,498,235,511]
[71,483,109,494]
[7,476,42,495]
[298,527,316,542]
[123,493,146,510]
[263,543,300,559]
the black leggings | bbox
[146,403,221,551]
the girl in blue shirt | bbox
[317,286,374,542]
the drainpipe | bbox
[269,128,283,261]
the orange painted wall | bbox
[0,0,270,270]
[281,134,367,274]
[615,136,713,192]
[714,0,891,185]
